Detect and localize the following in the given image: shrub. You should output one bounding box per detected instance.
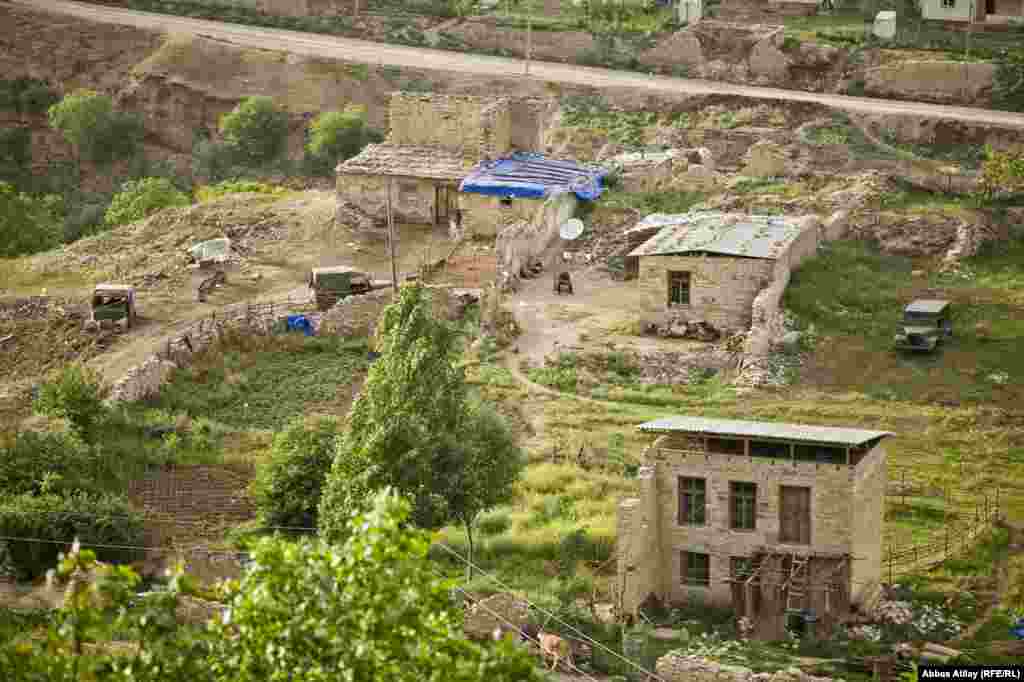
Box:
[0,490,144,580]
[218,96,289,165]
[0,127,32,184]
[0,78,59,116]
[0,430,95,498]
[62,199,110,242]
[253,417,342,529]
[33,364,108,442]
[195,179,289,202]
[305,107,382,176]
[47,90,142,163]
[0,181,62,257]
[104,177,190,227]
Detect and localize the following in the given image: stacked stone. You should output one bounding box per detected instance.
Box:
[656,653,839,682]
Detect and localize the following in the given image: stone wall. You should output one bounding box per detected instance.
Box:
[336,172,446,224]
[492,192,577,279]
[459,192,538,238]
[617,464,662,617]
[107,291,391,403]
[850,446,886,604]
[386,93,510,165]
[656,653,839,682]
[636,255,775,334]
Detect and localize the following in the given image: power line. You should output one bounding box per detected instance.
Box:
[434,541,671,682]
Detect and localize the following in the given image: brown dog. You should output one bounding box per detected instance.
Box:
[537,631,574,672]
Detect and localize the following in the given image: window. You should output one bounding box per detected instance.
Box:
[500,197,513,206]
[730,482,757,531]
[749,440,790,459]
[794,444,846,464]
[678,477,706,526]
[668,271,691,305]
[941,0,955,7]
[779,486,812,544]
[683,551,710,587]
[731,556,757,581]
[707,438,744,455]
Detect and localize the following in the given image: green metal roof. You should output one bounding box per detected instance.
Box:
[627,211,806,259]
[638,416,892,446]
[905,299,950,314]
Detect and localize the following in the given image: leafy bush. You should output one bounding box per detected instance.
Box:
[104,177,190,227]
[994,49,1024,112]
[0,127,32,185]
[61,198,110,243]
[218,96,289,165]
[0,181,62,257]
[195,179,289,202]
[33,363,108,442]
[0,78,59,115]
[252,417,342,529]
[304,106,382,176]
[47,89,142,163]
[0,430,95,498]
[0,490,144,580]
[191,137,243,184]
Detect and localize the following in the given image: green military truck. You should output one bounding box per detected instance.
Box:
[308,266,375,311]
[894,299,953,352]
[88,284,137,330]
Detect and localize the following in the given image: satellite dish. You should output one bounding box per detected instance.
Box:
[559,218,584,241]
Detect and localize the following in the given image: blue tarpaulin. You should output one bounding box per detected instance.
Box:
[459,152,608,201]
[286,315,314,336]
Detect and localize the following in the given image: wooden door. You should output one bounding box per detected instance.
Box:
[435,184,450,225]
[779,486,811,545]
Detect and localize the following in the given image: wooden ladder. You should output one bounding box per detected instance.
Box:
[783,553,810,611]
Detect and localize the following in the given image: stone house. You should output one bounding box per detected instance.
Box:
[336,92,512,226]
[457,152,607,238]
[617,416,891,641]
[626,211,818,334]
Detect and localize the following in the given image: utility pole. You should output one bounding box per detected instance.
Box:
[525,0,533,76]
[386,179,398,300]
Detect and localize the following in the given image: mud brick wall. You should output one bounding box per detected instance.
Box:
[637,254,774,333]
[387,93,510,165]
[850,446,886,603]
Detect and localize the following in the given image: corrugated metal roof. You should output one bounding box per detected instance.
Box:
[627,211,806,260]
[638,416,892,446]
[459,152,608,200]
[905,299,950,314]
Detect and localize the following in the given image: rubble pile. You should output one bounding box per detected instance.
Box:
[463,592,531,641]
[334,199,379,231]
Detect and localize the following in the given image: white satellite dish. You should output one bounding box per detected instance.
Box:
[559,218,584,241]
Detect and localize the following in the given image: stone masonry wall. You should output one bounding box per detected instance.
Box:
[492,192,577,279]
[108,290,390,404]
[459,193,538,238]
[644,437,858,608]
[336,173,442,224]
[850,445,886,604]
[617,463,662,616]
[387,93,510,166]
[637,255,774,334]
[656,653,839,682]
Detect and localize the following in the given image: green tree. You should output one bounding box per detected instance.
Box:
[104,177,190,227]
[318,283,471,541]
[979,144,1024,200]
[0,181,62,257]
[218,96,289,165]
[210,489,544,682]
[994,48,1024,113]
[305,106,382,175]
[438,403,525,579]
[0,127,31,186]
[33,363,108,441]
[47,89,143,163]
[252,416,342,529]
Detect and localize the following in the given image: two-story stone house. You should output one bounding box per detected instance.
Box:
[617,416,890,640]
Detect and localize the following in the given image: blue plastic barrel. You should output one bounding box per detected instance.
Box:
[286,315,314,336]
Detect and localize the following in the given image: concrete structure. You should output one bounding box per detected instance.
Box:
[336,92,512,226]
[920,0,1024,23]
[627,212,818,334]
[617,416,891,641]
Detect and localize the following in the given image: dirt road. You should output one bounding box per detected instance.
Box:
[13,0,1024,129]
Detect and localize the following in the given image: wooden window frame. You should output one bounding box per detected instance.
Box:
[668,271,691,306]
[730,481,757,531]
[678,477,706,526]
[682,551,710,587]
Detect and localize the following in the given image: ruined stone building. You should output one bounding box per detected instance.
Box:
[626,211,818,334]
[336,92,512,225]
[617,416,890,640]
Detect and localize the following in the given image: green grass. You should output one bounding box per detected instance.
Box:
[783,238,1024,406]
[147,333,369,430]
[602,189,707,214]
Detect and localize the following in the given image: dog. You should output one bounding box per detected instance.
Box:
[537,631,574,672]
